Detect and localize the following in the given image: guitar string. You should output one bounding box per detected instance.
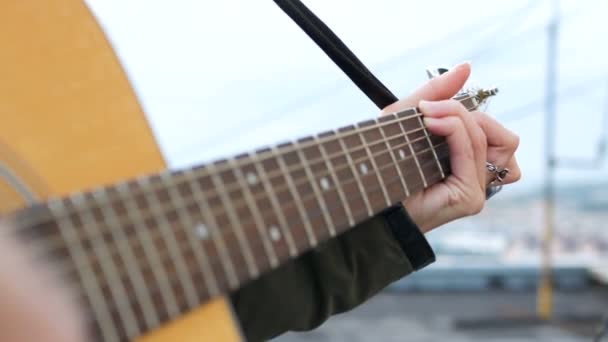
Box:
[32,130,443,256]
[8,108,420,230]
[54,111,428,220]
[22,92,474,228]
[19,122,436,253]
[55,143,450,335]
[45,142,449,302]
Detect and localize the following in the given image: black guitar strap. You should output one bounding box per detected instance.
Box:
[273,0,398,110]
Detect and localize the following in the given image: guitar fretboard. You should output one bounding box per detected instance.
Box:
[8,90,488,341]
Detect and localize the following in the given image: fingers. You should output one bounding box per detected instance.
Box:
[473,112,520,151]
[504,156,522,184]
[473,112,521,185]
[423,116,477,188]
[420,99,487,191]
[381,62,471,114]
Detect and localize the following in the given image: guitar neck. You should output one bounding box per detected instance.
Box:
[8,90,490,340]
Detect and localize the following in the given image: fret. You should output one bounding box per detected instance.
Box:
[137,176,199,312]
[229,158,279,269]
[295,137,336,237]
[359,119,404,206]
[272,146,318,247]
[378,116,410,199]
[431,135,451,173]
[207,163,260,279]
[117,180,180,321]
[322,135,364,226]
[184,169,240,290]
[455,92,479,111]
[404,111,442,187]
[257,149,313,253]
[48,198,120,342]
[72,192,137,339]
[317,131,355,227]
[342,123,390,214]
[92,187,158,332]
[160,172,219,303]
[165,172,220,299]
[397,109,428,188]
[250,157,298,257]
[336,126,373,220]
[415,110,445,179]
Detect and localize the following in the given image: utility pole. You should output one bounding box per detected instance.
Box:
[537,0,559,321]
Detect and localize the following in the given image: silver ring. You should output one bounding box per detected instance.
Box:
[486,162,509,184]
[485,162,509,200]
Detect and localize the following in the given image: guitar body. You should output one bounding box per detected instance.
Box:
[0,1,240,341]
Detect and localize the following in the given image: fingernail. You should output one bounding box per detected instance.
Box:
[418,100,438,112]
[423,116,439,127]
[451,61,471,71]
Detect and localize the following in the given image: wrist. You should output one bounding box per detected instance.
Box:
[383,204,436,271]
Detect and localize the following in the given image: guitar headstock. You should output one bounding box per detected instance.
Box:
[426,66,498,111]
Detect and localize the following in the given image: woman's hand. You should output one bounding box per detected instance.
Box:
[381,62,521,233]
[0,229,85,342]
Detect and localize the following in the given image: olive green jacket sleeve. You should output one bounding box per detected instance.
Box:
[230,211,423,341]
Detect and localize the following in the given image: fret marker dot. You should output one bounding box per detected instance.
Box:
[269,226,281,242]
[319,177,330,190]
[246,172,258,185]
[194,224,209,240]
[359,163,369,175]
[399,149,406,160]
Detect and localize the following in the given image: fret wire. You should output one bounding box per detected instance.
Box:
[158,172,205,305]
[338,135,373,216]
[36,134,441,261]
[92,188,158,332]
[229,159,279,268]
[72,192,139,339]
[399,117,428,188]
[379,122,410,197]
[137,176,199,312]
[48,199,121,342]
[273,146,318,247]
[415,109,445,179]
[51,143,451,308]
[251,158,298,257]
[294,142,336,237]
[207,164,260,278]
[358,127,392,207]
[115,180,181,321]
[183,169,239,290]
[162,172,220,298]
[316,135,355,226]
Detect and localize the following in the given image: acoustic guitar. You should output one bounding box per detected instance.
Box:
[0,1,497,341]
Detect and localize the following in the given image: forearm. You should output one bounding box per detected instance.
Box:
[230,205,433,341]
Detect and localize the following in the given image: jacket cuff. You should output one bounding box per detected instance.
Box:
[381,204,436,271]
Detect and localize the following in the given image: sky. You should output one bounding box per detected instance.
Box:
[85,0,608,197]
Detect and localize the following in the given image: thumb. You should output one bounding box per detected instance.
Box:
[382,62,471,114]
